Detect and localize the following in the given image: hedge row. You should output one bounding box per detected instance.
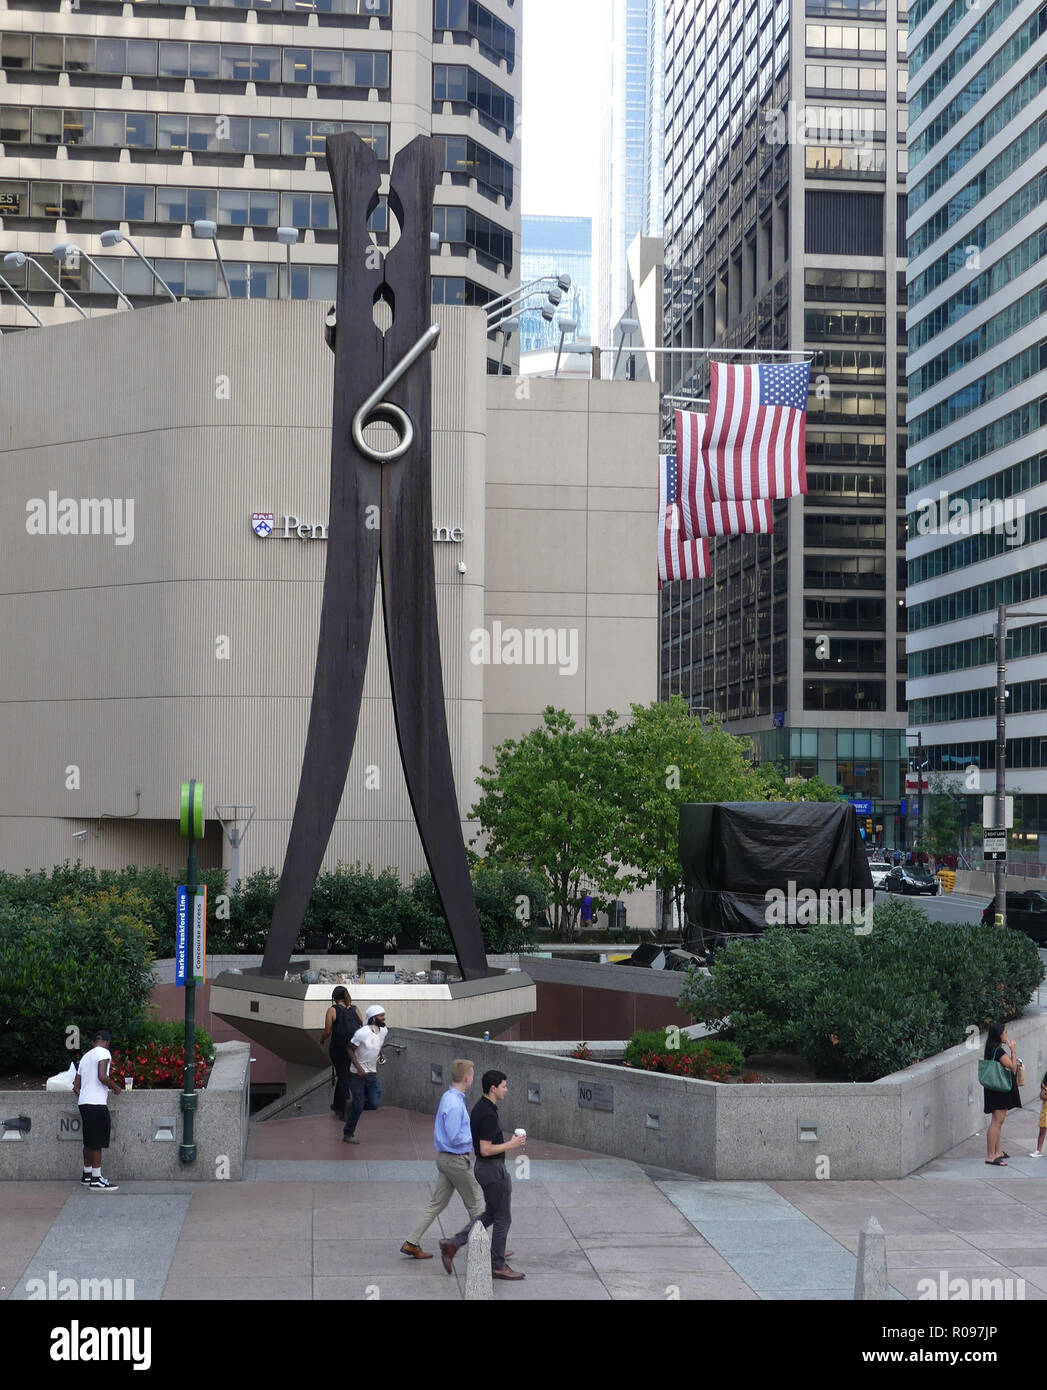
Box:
[0,861,545,957]
[678,898,1045,1081]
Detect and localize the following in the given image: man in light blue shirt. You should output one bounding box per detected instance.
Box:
[400,1058,485,1260]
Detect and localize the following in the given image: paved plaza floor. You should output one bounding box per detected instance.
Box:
[5,1098,1047,1303]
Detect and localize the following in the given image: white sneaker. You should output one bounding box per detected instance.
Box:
[1030,1151,1043,1158]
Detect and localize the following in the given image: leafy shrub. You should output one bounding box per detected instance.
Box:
[623,1029,744,1076]
[0,889,156,1074]
[678,900,1044,1081]
[411,866,543,954]
[124,1013,214,1058]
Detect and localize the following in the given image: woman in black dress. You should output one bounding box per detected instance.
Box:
[983,1020,1021,1165]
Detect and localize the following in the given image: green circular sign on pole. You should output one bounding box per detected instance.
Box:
[180,780,204,841]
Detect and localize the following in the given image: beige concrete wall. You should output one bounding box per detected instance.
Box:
[483,374,659,752]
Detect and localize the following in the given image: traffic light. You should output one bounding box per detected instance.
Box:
[865,818,873,834]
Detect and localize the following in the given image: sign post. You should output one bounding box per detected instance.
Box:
[178,779,204,1164]
[983,829,1007,863]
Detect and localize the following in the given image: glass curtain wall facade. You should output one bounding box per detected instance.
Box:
[519,214,592,351]
[0,0,520,359]
[597,0,665,346]
[905,0,1047,871]
[661,0,909,846]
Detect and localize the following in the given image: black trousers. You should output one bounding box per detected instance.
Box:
[330,1047,352,1117]
[451,1159,512,1266]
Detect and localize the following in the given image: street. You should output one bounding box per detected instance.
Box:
[877,889,985,926]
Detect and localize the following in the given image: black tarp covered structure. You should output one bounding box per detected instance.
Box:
[679,802,873,950]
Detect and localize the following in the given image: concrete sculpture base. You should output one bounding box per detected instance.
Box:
[209,963,536,1093]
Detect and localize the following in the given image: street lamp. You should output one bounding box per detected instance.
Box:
[990,604,1047,925]
[277,226,299,301]
[613,317,639,378]
[553,316,577,377]
[3,251,87,318]
[99,230,177,302]
[192,221,231,298]
[495,314,518,374]
[51,243,133,310]
[0,273,43,326]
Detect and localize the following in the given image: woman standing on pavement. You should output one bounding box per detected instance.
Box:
[983,1021,1021,1165]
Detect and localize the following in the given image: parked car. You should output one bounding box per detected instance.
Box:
[886,865,942,896]
[869,863,892,890]
[981,890,1047,944]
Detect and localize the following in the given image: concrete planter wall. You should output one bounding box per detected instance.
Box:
[381,1012,1047,1180]
[0,1042,250,1182]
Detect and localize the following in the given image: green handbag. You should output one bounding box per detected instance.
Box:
[978,1057,1012,1090]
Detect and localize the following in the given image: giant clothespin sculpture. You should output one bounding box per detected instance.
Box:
[260,133,489,981]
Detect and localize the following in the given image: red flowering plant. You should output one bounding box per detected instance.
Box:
[621,1030,750,1083]
[570,1042,593,1059]
[111,1043,211,1090]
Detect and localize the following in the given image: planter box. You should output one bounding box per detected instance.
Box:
[0,1042,250,1182]
[377,1011,1047,1180]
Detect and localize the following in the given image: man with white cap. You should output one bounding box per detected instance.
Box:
[343,1005,388,1145]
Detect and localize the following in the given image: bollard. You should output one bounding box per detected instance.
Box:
[464,1220,494,1301]
[853,1215,888,1299]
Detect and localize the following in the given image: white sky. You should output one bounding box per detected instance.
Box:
[520,0,609,219]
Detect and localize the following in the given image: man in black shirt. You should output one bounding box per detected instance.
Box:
[440,1069,526,1280]
[322,987,362,1120]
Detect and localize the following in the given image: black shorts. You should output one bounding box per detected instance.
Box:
[78,1104,111,1149]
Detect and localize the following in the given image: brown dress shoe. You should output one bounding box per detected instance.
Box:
[400,1242,433,1260]
[439,1240,456,1274]
[492,1265,525,1280]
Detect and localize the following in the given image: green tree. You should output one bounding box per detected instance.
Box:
[469,706,638,934]
[922,775,961,860]
[612,697,758,933]
[750,764,843,802]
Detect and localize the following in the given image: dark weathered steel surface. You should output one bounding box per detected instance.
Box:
[261,133,489,981]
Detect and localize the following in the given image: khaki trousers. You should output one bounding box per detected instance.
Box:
[406,1151,485,1246]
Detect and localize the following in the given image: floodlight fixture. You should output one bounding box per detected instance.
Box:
[99,231,177,302]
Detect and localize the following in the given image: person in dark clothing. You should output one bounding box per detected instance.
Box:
[323,987,361,1120]
[983,1020,1021,1165]
[440,1070,526,1281]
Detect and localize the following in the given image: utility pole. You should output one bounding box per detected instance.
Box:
[994,604,1007,927]
[916,730,924,858]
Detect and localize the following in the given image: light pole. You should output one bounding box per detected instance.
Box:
[215,804,256,891]
[192,220,231,298]
[3,251,87,318]
[991,604,1047,925]
[51,243,134,309]
[0,273,43,326]
[277,226,299,300]
[495,315,519,374]
[553,316,577,377]
[99,230,177,302]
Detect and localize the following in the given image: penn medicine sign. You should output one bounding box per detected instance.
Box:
[252,513,463,543]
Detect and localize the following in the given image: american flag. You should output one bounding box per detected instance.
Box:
[659,454,710,584]
[700,360,811,501]
[676,411,774,537]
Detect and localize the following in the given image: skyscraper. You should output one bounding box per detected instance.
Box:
[597,0,664,348]
[519,213,591,351]
[904,0,1047,870]
[0,0,520,360]
[660,0,910,844]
